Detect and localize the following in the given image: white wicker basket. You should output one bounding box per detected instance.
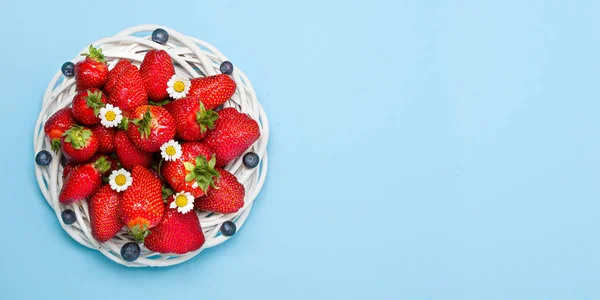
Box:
[32,24,269,267]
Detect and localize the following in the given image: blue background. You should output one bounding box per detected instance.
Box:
[1,0,599,299]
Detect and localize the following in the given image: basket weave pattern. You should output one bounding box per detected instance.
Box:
[33,24,269,267]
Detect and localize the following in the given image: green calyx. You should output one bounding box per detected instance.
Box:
[51,138,61,153]
[93,156,111,174]
[132,108,152,138]
[149,99,171,106]
[85,90,105,116]
[183,154,220,193]
[81,45,106,63]
[118,117,129,131]
[62,125,92,150]
[129,223,150,242]
[162,185,174,202]
[196,102,218,133]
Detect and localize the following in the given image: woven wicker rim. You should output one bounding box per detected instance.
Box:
[32,24,269,267]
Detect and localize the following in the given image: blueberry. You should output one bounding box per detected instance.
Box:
[215,104,224,111]
[61,62,75,77]
[152,28,169,45]
[121,242,141,262]
[219,61,234,75]
[35,150,52,166]
[243,152,260,168]
[221,221,237,236]
[61,209,77,225]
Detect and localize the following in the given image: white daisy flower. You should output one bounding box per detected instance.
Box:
[166,75,191,99]
[99,104,123,128]
[160,140,182,161]
[108,168,133,192]
[170,191,194,214]
[191,181,198,189]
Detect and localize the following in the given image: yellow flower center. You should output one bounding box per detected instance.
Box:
[165,145,177,156]
[115,174,127,186]
[173,81,185,93]
[105,110,116,121]
[175,195,188,207]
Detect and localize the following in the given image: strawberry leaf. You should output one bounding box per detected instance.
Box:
[183,162,195,171]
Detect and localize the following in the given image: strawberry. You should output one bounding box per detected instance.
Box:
[89,184,124,242]
[140,50,175,101]
[144,200,205,254]
[60,125,98,163]
[187,74,236,110]
[161,142,219,198]
[44,107,76,152]
[91,125,116,153]
[59,156,110,204]
[203,108,260,166]
[127,105,176,152]
[75,45,108,91]
[195,168,245,214]
[164,97,218,141]
[104,60,132,95]
[72,88,107,125]
[119,165,165,241]
[114,130,152,171]
[107,63,148,114]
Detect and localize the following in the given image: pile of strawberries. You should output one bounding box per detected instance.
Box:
[43,44,260,257]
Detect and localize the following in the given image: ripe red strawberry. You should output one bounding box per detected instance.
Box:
[203,108,260,166]
[119,165,165,242]
[114,130,152,171]
[187,74,236,110]
[91,125,116,153]
[107,64,147,114]
[89,184,124,242]
[59,156,111,204]
[195,168,245,214]
[75,45,108,91]
[161,142,219,198]
[104,59,132,95]
[72,88,107,125]
[140,50,175,101]
[127,105,176,152]
[60,125,98,163]
[164,97,218,141]
[44,107,76,152]
[144,200,205,254]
